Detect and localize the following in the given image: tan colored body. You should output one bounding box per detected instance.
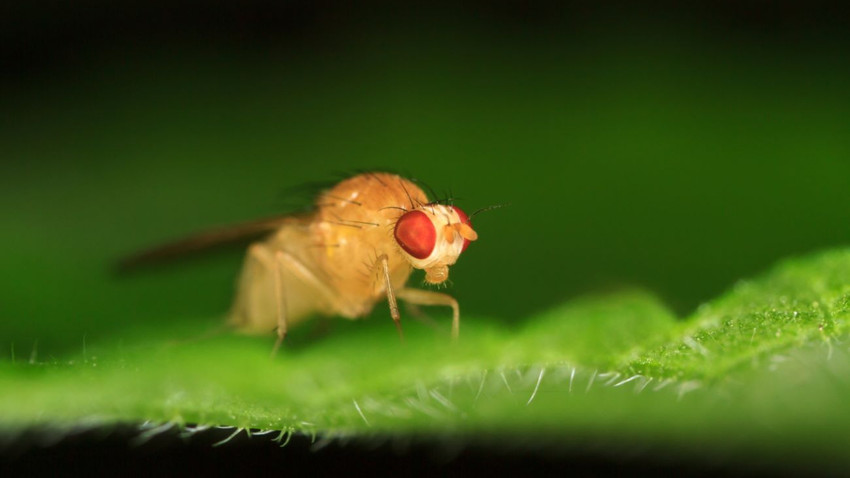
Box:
[229,173,468,348]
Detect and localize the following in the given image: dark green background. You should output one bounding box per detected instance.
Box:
[3,2,850,354]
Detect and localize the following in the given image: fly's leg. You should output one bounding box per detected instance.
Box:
[271,251,288,357]
[271,249,340,357]
[396,288,460,341]
[243,244,290,357]
[378,254,404,342]
[245,243,337,357]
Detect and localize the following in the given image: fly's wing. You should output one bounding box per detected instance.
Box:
[117,177,343,273]
[117,214,307,272]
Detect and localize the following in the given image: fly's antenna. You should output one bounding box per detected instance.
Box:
[470,203,509,220]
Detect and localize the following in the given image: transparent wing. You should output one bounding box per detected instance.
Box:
[117,214,307,271]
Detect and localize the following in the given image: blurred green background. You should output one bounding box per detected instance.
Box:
[2,2,849,352]
[3,3,850,474]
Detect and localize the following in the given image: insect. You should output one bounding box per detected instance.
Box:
[122,172,479,353]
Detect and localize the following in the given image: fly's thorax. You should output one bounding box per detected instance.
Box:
[393,204,478,284]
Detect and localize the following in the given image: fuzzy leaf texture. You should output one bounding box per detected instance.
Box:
[1,248,849,472]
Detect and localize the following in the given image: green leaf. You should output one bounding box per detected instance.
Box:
[2,249,849,471]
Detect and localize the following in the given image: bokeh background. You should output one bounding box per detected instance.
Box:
[3,2,850,356]
[3,1,850,474]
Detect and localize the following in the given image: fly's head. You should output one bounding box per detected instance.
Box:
[393,204,478,284]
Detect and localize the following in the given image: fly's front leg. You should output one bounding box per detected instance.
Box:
[378,254,404,342]
[396,288,460,341]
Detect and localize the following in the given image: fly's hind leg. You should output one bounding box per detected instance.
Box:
[396,288,460,341]
[240,244,290,357]
[236,244,338,356]
[271,249,340,356]
[270,251,288,357]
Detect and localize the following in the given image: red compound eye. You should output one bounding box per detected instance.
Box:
[453,206,472,252]
[394,210,436,259]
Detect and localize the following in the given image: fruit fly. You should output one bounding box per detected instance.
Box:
[122,172,478,353]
